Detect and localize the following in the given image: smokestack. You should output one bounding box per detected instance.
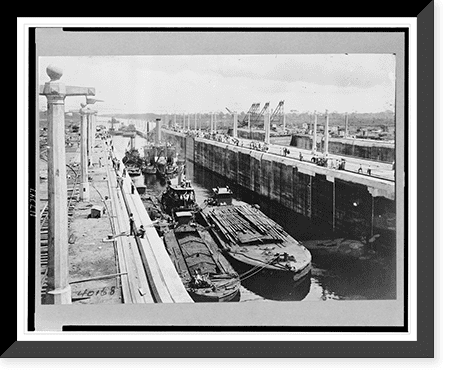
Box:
[177,165,184,185]
[131,135,136,150]
[155,118,161,144]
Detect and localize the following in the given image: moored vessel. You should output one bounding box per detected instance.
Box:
[162,210,241,302]
[160,179,199,218]
[125,165,142,177]
[201,187,312,283]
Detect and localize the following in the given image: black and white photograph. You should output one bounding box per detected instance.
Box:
[38,52,398,304]
[10,10,440,363]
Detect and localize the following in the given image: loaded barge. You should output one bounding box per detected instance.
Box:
[162,211,241,302]
[201,187,312,283]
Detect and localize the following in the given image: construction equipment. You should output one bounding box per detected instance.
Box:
[240,103,260,127]
[270,100,285,126]
[251,102,270,128]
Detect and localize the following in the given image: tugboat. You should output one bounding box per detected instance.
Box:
[160,178,199,218]
[122,148,144,168]
[125,164,142,177]
[161,205,241,302]
[201,187,312,283]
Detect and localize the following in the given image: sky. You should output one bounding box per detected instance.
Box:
[38,54,396,115]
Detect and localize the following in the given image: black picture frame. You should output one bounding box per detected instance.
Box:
[9,6,434,358]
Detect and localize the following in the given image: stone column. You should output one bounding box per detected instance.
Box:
[90,110,96,156]
[79,107,90,201]
[233,112,238,138]
[324,110,329,156]
[86,110,92,166]
[312,111,317,153]
[264,110,271,144]
[41,67,71,304]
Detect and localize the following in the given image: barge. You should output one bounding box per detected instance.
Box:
[201,187,312,283]
[162,210,241,302]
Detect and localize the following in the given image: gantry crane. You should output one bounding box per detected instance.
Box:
[251,102,270,128]
[240,103,260,127]
[270,100,285,126]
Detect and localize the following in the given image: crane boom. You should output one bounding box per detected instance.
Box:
[270,100,285,124]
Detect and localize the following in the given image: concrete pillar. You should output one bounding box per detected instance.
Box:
[79,108,90,201]
[324,110,329,156]
[312,111,317,153]
[282,102,286,133]
[233,112,238,138]
[345,112,349,137]
[214,113,217,133]
[264,110,271,144]
[210,113,214,134]
[40,66,71,304]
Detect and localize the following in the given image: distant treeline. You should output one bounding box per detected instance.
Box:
[39,110,395,130]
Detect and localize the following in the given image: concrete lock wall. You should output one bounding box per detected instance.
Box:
[290,135,395,163]
[233,130,394,162]
[163,130,395,241]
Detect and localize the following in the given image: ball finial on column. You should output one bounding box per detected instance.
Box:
[46,65,63,81]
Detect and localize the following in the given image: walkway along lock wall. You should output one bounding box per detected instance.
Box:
[232,129,395,163]
[163,129,396,243]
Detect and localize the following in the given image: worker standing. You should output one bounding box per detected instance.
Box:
[129,213,135,236]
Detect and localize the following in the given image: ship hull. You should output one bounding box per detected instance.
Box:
[225,246,312,282]
[224,254,312,301]
[163,224,241,303]
[201,203,312,284]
